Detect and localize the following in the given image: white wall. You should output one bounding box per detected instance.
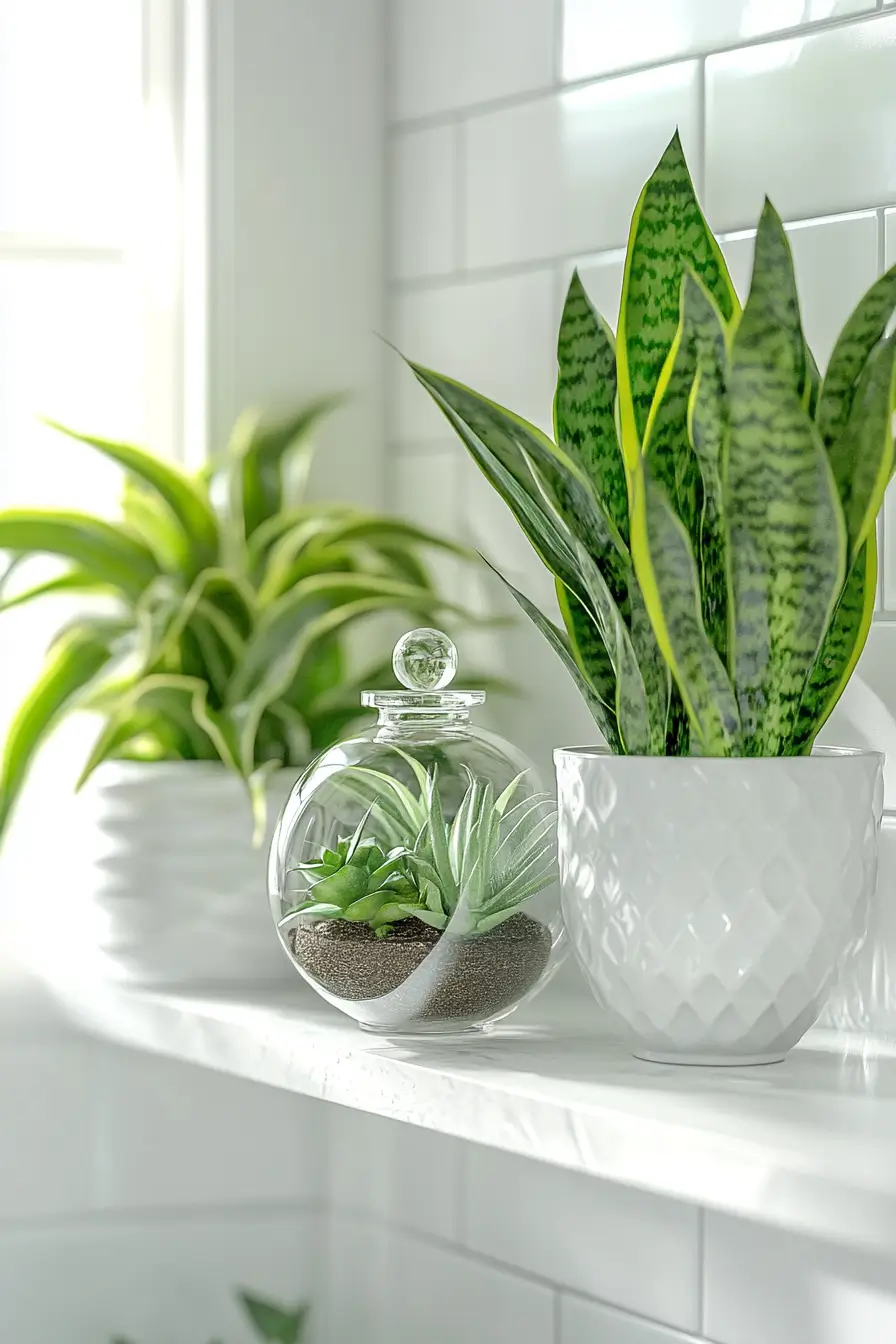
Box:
[0,964,324,1343]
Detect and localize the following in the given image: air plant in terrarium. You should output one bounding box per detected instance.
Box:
[268,629,565,1033]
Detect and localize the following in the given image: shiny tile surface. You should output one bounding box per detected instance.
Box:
[465,63,700,269]
[465,1145,700,1329]
[389,0,555,123]
[705,1212,896,1344]
[706,15,896,230]
[390,125,457,280]
[560,1295,701,1344]
[562,0,873,82]
[389,268,558,442]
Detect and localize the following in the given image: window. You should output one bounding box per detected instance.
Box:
[0,1,180,920]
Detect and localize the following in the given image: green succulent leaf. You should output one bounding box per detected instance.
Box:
[726,204,847,754]
[0,510,158,599]
[617,130,740,465]
[554,270,629,541]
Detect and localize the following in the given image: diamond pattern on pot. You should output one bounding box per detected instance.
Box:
[555,750,883,1062]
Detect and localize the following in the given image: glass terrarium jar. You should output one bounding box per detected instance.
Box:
[269,628,565,1034]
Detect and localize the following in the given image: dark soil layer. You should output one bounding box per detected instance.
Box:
[290,913,551,1020]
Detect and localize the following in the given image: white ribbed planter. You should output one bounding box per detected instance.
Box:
[70,762,300,988]
[555,746,884,1065]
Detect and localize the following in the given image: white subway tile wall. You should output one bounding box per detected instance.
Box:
[381,5,896,1343]
[0,1026,325,1344]
[463,1146,701,1329]
[386,1,896,770]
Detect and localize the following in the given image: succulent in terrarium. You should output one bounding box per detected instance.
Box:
[284,749,557,938]
[269,628,565,1032]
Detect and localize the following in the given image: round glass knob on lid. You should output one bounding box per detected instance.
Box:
[392,627,458,690]
[361,628,484,712]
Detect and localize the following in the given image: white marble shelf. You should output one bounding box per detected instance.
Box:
[53,975,896,1255]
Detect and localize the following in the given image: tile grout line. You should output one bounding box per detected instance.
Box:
[388,200,896,298]
[454,119,467,276]
[551,0,565,87]
[696,56,708,202]
[553,1288,563,1344]
[338,1205,702,1337]
[386,7,888,135]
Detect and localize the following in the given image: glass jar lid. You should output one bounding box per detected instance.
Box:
[360,627,486,713]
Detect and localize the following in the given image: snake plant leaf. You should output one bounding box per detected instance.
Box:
[554,270,629,540]
[408,361,629,593]
[0,510,158,599]
[735,201,808,388]
[643,271,729,662]
[727,210,848,753]
[409,361,670,744]
[484,561,621,750]
[683,273,729,663]
[802,342,821,417]
[0,569,110,614]
[555,582,620,747]
[0,619,121,839]
[630,467,740,754]
[817,261,896,453]
[229,397,343,538]
[616,130,740,465]
[825,332,896,563]
[44,420,219,577]
[794,535,877,750]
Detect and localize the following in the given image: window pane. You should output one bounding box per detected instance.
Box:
[0,1,143,242]
[0,259,144,509]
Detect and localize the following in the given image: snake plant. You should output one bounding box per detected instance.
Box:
[406,132,896,757]
[285,749,557,936]
[0,403,480,840]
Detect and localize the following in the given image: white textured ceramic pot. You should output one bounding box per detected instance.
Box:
[554,746,884,1065]
[68,762,299,987]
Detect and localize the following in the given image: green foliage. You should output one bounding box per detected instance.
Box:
[108,1288,308,1344]
[285,749,556,936]
[0,405,482,841]
[406,132,896,757]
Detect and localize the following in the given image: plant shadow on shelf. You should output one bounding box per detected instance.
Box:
[110,1288,308,1344]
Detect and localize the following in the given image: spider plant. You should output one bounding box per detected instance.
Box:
[0,403,483,840]
[285,748,557,936]
[405,132,896,757]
